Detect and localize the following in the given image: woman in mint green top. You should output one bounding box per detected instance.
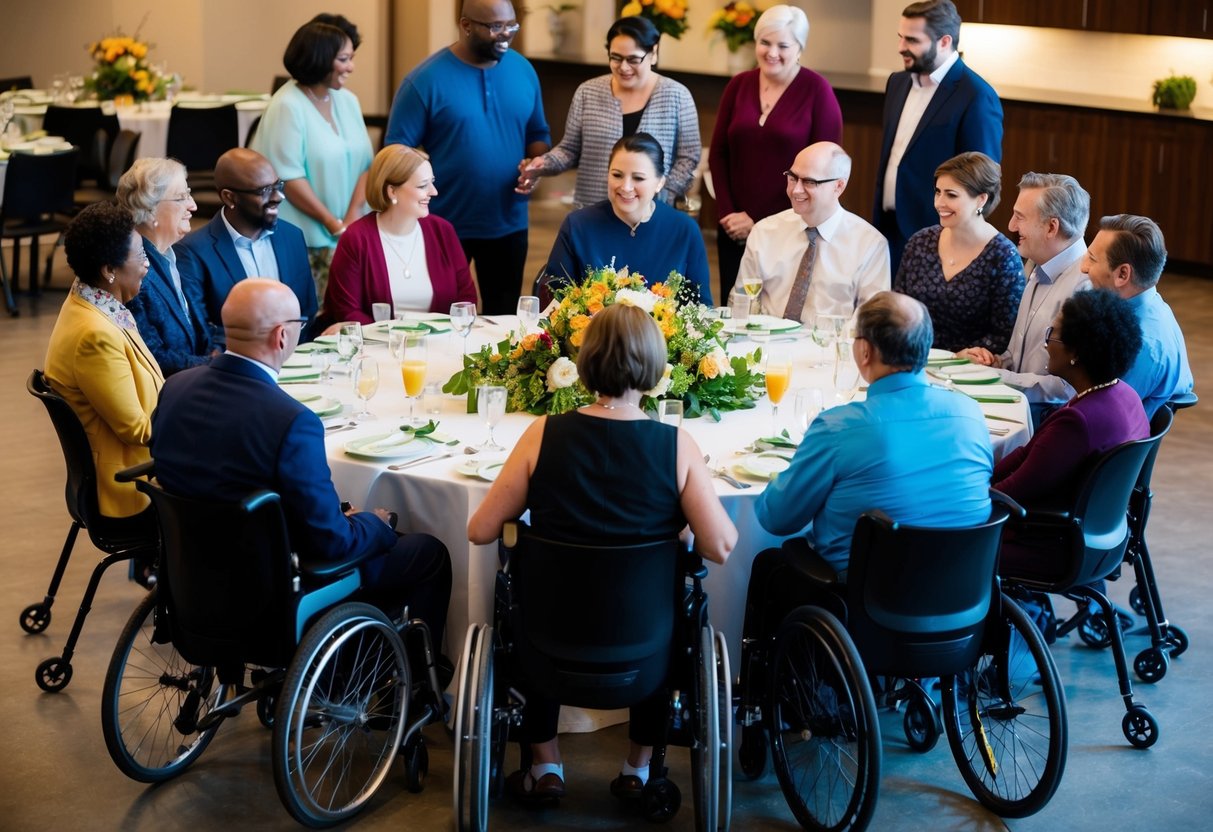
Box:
[251,17,373,301]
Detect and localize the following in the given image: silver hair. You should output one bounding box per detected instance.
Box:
[754,4,810,50]
[1017,172,1091,240]
[116,157,187,226]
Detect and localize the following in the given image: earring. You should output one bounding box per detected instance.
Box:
[106,275,114,284]
[391,198,398,205]
[1070,358,1077,366]
[152,219,159,228]
[975,206,983,216]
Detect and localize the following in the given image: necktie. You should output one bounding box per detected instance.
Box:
[781,227,819,322]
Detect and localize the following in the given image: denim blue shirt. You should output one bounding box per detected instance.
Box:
[1121,286,1194,418]
[756,370,993,570]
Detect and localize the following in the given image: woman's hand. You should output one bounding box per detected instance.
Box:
[324,215,346,238]
[515,156,545,195]
[957,346,997,366]
[720,211,755,241]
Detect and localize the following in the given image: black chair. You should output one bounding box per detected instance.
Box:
[71,129,141,209]
[1000,423,1166,747]
[452,521,730,831]
[100,465,445,827]
[1,148,78,312]
[166,103,239,215]
[41,104,120,186]
[271,74,291,94]
[363,112,388,152]
[742,497,1068,829]
[0,76,34,92]
[22,370,159,692]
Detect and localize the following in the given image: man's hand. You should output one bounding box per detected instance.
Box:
[720,211,755,241]
[957,347,997,366]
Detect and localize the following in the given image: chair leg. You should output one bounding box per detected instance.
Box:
[41,231,66,293]
[1067,584,1138,707]
[53,549,139,668]
[0,246,18,316]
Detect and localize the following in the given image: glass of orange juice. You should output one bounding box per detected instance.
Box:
[764,350,793,434]
[400,334,428,425]
[352,356,379,421]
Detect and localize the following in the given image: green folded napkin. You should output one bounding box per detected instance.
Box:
[756,435,799,450]
[927,358,971,367]
[951,375,1000,385]
[966,392,1022,404]
[278,371,320,384]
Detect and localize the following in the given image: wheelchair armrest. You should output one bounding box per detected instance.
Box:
[680,549,709,580]
[297,549,381,580]
[115,460,155,482]
[990,489,1027,519]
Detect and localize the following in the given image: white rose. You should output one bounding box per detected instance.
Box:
[645,363,674,397]
[615,288,658,313]
[709,347,734,377]
[546,356,579,391]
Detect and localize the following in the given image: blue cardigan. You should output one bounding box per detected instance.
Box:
[126,236,213,376]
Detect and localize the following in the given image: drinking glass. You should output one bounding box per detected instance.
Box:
[336,321,363,368]
[657,399,684,427]
[764,351,793,434]
[833,340,862,403]
[351,356,379,421]
[794,388,825,438]
[400,334,428,426]
[740,274,763,304]
[730,292,751,326]
[372,302,392,323]
[450,301,477,355]
[516,295,540,333]
[309,348,335,385]
[477,385,507,452]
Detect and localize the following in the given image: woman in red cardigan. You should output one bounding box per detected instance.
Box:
[324,144,477,323]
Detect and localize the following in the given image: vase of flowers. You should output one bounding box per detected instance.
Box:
[83,31,167,103]
[444,265,764,419]
[708,2,760,52]
[620,0,689,41]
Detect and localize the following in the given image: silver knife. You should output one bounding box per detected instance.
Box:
[387,450,455,471]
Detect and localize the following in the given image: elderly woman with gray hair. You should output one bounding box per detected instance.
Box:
[117,157,214,375]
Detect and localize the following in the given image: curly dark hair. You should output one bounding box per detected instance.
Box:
[64,201,138,288]
[1058,288,1143,384]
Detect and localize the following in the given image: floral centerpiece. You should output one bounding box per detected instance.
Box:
[707,2,761,52]
[83,30,167,102]
[620,0,689,40]
[444,266,764,420]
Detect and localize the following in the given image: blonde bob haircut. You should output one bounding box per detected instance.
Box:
[116,157,188,226]
[576,302,667,397]
[367,144,430,213]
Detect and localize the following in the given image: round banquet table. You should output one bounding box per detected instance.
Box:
[298,316,1032,730]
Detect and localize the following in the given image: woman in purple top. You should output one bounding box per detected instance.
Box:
[708,4,843,301]
[994,289,1149,579]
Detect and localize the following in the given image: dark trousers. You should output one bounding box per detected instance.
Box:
[460,229,529,315]
[359,532,452,652]
[741,540,846,650]
[716,227,746,304]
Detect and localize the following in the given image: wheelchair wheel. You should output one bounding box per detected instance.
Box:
[101,588,228,782]
[20,601,51,634]
[1077,611,1112,648]
[272,602,408,828]
[453,623,494,832]
[768,606,880,832]
[941,595,1067,818]
[692,626,732,832]
[1164,625,1189,658]
[902,695,941,753]
[1128,585,1147,617]
[1134,647,1168,684]
[736,635,769,781]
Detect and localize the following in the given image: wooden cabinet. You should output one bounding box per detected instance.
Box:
[1149,0,1213,38]
[955,0,1156,35]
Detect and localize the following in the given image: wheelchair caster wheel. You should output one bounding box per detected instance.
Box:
[903,697,941,753]
[1123,705,1158,748]
[20,602,51,634]
[403,739,428,793]
[1134,648,1168,684]
[737,724,767,780]
[36,656,72,692]
[1078,612,1112,649]
[256,694,276,729]
[1128,585,1147,616]
[642,777,681,823]
[1164,625,1189,658]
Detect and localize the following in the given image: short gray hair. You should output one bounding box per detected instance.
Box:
[116,157,187,226]
[755,4,809,50]
[1017,172,1090,240]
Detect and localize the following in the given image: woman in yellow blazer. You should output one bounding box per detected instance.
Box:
[44,202,164,530]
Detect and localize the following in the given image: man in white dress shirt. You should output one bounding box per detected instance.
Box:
[737,142,890,322]
[958,172,1091,426]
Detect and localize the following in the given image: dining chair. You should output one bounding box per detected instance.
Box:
[41,105,119,186]
[166,103,238,216]
[1,147,79,314]
[271,74,290,94]
[71,129,141,208]
[0,75,34,92]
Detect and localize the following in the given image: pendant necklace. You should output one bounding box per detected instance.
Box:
[595,398,641,411]
[382,225,421,279]
[1073,379,1118,401]
[627,202,656,237]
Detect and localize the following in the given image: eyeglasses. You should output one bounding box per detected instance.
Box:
[464,17,520,37]
[279,317,308,328]
[607,51,651,67]
[164,190,193,202]
[1043,325,1063,345]
[784,171,841,189]
[227,179,286,199]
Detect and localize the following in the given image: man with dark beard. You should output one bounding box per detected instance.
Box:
[873,0,1003,272]
[176,147,318,343]
[385,0,550,315]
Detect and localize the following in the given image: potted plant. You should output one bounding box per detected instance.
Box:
[1151,72,1197,112]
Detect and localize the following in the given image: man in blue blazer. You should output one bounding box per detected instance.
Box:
[175,148,319,344]
[874,0,1003,272]
[150,279,451,646]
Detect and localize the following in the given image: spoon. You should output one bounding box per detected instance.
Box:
[463,445,480,455]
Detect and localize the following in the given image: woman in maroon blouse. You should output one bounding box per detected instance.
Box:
[708,4,843,301]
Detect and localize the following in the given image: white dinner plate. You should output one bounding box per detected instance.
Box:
[939,365,1001,384]
[455,457,506,482]
[734,453,792,480]
[344,431,426,460]
[290,394,341,417]
[726,315,802,334]
[278,369,321,383]
[927,348,956,361]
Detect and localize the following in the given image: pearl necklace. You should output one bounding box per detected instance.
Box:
[381,224,422,280]
[595,398,641,411]
[1073,378,1119,401]
[303,85,331,104]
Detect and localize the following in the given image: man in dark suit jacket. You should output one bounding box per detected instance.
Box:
[175,148,319,344]
[150,279,451,646]
[874,0,1003,272]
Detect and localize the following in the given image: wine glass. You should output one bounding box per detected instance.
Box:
[794,388,825,438]
[336,321,363,369]
[833,340,862,403]
[477,385,507,452]
[351,356,379,421]
[400,334,428,426]
[450,301,477,355]
[516,295,540,333]
[740,274,763,308]
[764,351,793,434]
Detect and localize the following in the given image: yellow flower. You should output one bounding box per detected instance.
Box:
[589,280,610,297]
[521,333,541,352]
[621,0,642,14]
[490,353,503,363]
[586,299,604,315]
[699,355,720,379]
[650,282,672,298]
[570,329,585,348]
[130,42,148,59]
[570,314,592,331]
[509,346,524,360]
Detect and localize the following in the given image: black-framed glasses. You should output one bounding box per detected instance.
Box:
[784,171,841,189]
[1044,325,1063,345]
[465,17,520,37]
[227,179,286,199]
[607,50,651,67]
[279,317,308,328]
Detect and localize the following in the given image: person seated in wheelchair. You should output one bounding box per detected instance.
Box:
[149,278,452,649]
[468,302,737,804]
[993,288,1147,584]
[742,291,992,647]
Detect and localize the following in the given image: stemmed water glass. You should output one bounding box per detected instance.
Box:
[477,385,507,452]
[794,388,825,438]
[400,334,428,426]
[336,321,363,370]
[309,348,335,385]
[764,350,793,434]
[833,340,861,403]
[516,295,540,333]
[352,356,379,421]
[450,301,477,355]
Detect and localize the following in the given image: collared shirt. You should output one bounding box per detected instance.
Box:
[220,210,280,282]
[736,206,891,321]
[882,50,960,211]
[71,278,137,330]
[756,370,993,570]
[161,245,190,314]
[1122,286,1195,418]
[995,237,1090,405]
[224,350,278,382]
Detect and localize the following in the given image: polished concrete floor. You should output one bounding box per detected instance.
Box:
[1,192,1210,830]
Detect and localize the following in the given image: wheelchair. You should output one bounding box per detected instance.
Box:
[100,464,446,828]
[452,521,732,831]
[736,497,1068,830]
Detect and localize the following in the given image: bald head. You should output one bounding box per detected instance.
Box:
[786,142,851,226]
[854,291,934,375]
[222,279,302,369]
[216,148,282,238]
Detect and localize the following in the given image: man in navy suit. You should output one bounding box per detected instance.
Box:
[175,148,319,344]
[150,279,451,646]
[874,0,1003,272]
